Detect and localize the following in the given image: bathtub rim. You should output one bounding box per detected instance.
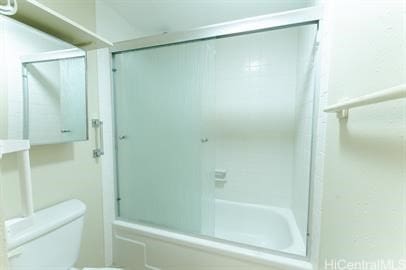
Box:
[113,219,313,270]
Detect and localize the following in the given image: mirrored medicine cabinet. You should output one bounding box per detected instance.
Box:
[1,15,88,145]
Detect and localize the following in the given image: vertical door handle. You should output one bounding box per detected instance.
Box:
[92,119,104,158]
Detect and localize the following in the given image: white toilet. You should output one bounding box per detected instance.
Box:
[5,199,120,270]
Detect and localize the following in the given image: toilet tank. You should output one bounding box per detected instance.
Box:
[6,199,86,270]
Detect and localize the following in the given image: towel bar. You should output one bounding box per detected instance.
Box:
[324,84,406,118]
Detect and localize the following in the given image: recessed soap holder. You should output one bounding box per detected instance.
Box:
[215,169,227,183]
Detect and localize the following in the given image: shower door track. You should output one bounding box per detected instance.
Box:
[109,5,324,267]
[111,6,323,53]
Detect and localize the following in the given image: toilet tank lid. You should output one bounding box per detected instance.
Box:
[6,199,86,250]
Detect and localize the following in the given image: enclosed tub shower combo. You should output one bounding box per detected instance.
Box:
[110,7,323,266]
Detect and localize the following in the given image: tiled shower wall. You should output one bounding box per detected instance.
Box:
[213,24,319,240]
[213,28,299,208]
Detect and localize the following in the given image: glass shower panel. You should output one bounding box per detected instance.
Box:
[114,41,216,234]
[114,23,317,256]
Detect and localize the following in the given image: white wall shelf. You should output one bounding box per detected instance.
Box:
[324,84,406,118]
[0,140,34,218]
[0,140,30,159]
[10,0,113,51]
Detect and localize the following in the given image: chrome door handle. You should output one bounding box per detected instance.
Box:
[119,135,127,140]
[60,129,71,133]
[92,119,104,158]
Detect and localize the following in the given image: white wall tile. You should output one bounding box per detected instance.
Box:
[213,28,300,208]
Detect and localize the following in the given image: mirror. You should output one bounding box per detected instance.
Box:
[0,16,88,145]
[22,50,87,145]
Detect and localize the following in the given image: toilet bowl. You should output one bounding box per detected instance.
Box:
[5,199,107,270]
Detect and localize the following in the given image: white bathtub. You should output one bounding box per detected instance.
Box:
[112,200,309,270]
[214,199,306,256]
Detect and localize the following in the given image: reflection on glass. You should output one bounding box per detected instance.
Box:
[23,53,87,145]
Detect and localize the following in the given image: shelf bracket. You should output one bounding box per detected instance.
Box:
[336,108,349,119]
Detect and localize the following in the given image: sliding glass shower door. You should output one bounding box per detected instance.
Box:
[114,23,318,256]
[114,41,216,234]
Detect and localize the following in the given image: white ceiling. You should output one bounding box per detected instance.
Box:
[101,0,315,37]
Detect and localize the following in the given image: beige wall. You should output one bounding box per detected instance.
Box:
[319,0,406,267]
[0,0,105,268]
